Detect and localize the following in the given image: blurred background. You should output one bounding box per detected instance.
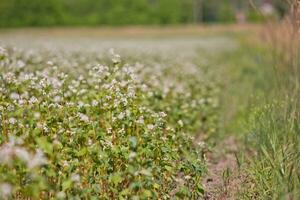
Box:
[0,0,289,27]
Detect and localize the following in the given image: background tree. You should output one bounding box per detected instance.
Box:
[0,0,289,27]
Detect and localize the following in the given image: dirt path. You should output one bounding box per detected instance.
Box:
[202,137,243,200]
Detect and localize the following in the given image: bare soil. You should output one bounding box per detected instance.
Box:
[202,137,243,200]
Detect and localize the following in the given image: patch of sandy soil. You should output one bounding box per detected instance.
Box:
[202,137,244,200]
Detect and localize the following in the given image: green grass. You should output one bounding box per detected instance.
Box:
[242,99,300,199]
[214,36,300,199]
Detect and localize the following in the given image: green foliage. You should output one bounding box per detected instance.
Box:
[0,44,219,198]
[0,0,196,27]
[201,0,238,23]
[0,0,64,26]
[0,0,287,27]
[247,9,265,23]
[218,4,236,23]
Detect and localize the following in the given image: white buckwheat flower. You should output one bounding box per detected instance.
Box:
[28,149,47,169]
[71,174,81,182]
[117,112,125,120]
[10,92,20,100]
[29,96,38,104]
[0,183,12,198]
[137,116,144,124]
[78,113,89,123]
[109,48,121,64]
[147,124,155,130]
[92,100,98,106]
[8,118,17,125]
[178,120,184,127]
[159,112,167,118]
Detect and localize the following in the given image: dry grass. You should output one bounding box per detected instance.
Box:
[261,0,300,90]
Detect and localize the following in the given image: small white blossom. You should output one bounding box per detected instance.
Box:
[15,148,31,163]
[56,191,66,199]
[63,160,69,167]
[159,112,167,118]
[16,60,25,68]
[28,149,47,169]
[92,100,98,106]
[47,61,54,66]
[137,116,144,124]
[78,101,84,108]
[34,112,41,119]
[0,46,8,57]
[8,118,17,125]
[147,124,155,130]
[71,174,81,182]
[78,113,89,123]
[109,48,121,64]
[0,183,12,198]
[53,96,61,103]
[117,112,125,120]
[178,120,184,127]
[129,152,137,160]
[10,92,20,100]
[29,96,38,104]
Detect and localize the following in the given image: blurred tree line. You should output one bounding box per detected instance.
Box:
[0,0,289,27]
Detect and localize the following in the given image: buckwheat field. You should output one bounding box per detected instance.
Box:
[0,33,236,199]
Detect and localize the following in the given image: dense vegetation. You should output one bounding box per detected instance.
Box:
[1,0,299,199]
[0,0,287,27]
[1,25,300,200]
[0,39,221,198]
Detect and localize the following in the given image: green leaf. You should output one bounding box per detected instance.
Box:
[130,181,141,190]
[109,174,123,185]
[77,147,87,157]
[62,179,72,191]
[36,137,53,155]
[197,183,205,195]
[176,186,190,198]
[142,189,152,198]
[164,165,172,172]
[153,183,160,189]
[129,136,137,149]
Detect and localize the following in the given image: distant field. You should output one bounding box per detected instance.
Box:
[0,25,244,63]
[0,24,261,38]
